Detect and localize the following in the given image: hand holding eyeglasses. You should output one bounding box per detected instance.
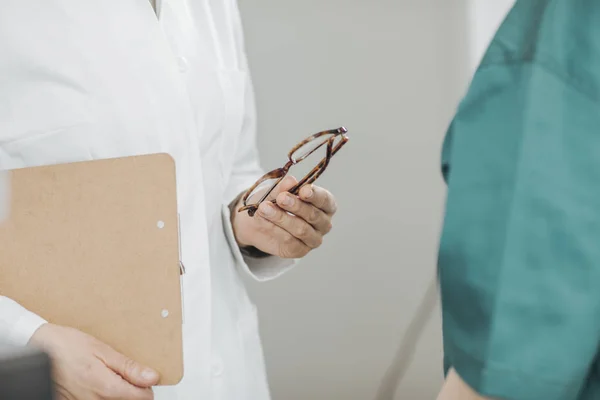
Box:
[232,176,337,258]
[231,127,348,259]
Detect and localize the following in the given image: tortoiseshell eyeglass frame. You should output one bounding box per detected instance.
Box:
[238,126,349,216]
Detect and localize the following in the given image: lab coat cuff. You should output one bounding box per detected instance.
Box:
[221,204,297,282]
[8,309,47,347]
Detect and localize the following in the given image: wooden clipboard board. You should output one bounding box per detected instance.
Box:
[0,153,183,385]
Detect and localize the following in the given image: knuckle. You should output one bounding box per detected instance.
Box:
[142,389,155,400]
[325,221,333,233]
[330,201,338,214]
[289,199,301,213]
[296,223,309,239]
[267,234,279,248]
[314,235,324,248]
[283,234,296,247]
[297,245,310,258]
[278,236,298,258]
[308,208,321,224]
[124,357,138,374]
[273,209,286,224]
[317,190,329,206]
[278,243,293,259]
[321,190,336,211]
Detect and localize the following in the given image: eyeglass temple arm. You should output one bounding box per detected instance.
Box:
[288,140,335,195]
[296,135,348,190]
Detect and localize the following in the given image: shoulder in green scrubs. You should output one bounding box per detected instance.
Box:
[439,1,600,399]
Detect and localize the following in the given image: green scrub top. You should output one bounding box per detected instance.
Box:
[439,1,600,399]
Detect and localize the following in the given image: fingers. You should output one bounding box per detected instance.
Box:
[267,175,298,200]
[275,192,332,234]
[249,213,312,258]
[131,388,155,400]
[268,223,311,259]
[299,185,337,215]
[99,371,154,400]
[96,342,160,388]
[119,386,154,400]
[258,201,323,249]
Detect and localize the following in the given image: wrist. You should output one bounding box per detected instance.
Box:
[234,223,270,257]
[228,194,272,258]
[239,245,271,259]
[28,323,53,348]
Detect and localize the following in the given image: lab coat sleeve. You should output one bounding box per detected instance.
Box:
[439,60,600,400]
[220,1,296,281]
[0,296,47,346]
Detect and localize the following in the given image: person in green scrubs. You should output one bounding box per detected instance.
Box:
[437,0,600,399]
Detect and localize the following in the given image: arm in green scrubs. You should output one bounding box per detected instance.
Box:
[439,1,600,399]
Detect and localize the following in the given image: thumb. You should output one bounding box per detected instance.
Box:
[100,345,160,387]
[270,175,298,198]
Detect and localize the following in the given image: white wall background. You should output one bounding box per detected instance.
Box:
[466,0,515,71]
[240,1,513,399]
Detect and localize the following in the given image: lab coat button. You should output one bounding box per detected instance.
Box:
[177,56,189,73]
[211,359,224,377]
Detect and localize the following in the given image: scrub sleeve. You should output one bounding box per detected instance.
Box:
[438,0,600,398]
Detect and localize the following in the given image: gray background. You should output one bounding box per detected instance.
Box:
[240,1,472,399]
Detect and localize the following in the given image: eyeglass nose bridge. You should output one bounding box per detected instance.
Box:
[282,159,295,171]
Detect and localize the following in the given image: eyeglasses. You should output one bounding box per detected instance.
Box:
[238,126,349,216]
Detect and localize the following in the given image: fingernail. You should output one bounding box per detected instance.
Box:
[303,186,314,198]
[142,368,158,381]
[281,194,294,207]
[260,203,276,217]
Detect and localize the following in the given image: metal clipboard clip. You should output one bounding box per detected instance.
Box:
[178,214,185,275]
[178,213,185,324]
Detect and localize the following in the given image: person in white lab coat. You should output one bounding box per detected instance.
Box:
[0,2,339,399]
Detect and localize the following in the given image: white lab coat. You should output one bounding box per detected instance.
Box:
[0,1,294,399]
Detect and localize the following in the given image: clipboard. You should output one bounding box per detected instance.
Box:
[0,153,183,385]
